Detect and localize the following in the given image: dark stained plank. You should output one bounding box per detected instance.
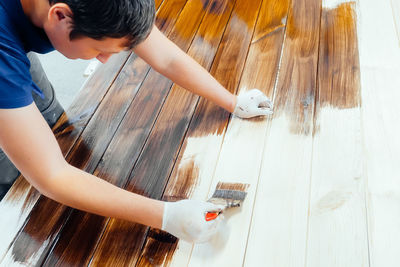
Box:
[0,1,183,265]
[0,50,131,260]
[89,0,239,266]
[136,0,272,264]
[243,0,321,265]
[306,2,368,265]
[41,0,214,265]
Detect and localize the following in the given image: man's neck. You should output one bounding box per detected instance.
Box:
[20,0,49,28]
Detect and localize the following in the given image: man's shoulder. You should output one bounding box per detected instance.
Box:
[0,3,23,50]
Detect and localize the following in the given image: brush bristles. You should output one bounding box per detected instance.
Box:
[211,189,247,201]
[207,182,250,208]
[215,182,250,192]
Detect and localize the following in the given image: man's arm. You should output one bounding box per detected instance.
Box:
[133,26,273,118]
[133,26,237,113]
[0,104,163,227]
[0,104,222,242]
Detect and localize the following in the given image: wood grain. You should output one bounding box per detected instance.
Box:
[306,2,369,266]
[243,0,320,265]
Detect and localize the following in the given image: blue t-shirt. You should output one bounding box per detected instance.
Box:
[0,0,54,108]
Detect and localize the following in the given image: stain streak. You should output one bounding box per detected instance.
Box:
[252,24,285,44]
[318,3,360,109]
[137,229,178,266]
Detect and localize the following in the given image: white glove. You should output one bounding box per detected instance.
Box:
[162,199,224,243]
[233,88,273,118]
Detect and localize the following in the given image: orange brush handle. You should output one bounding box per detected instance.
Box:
[205,212,219,221]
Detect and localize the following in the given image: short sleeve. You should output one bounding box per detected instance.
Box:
[0,39,35,109]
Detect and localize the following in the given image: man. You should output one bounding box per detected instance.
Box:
[0,0,273,243]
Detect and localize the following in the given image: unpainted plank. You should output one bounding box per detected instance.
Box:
[358,0,400,266]
[0,1,182,265]
[306,2,369,266]
[0,51,130,262]
[89,0,232,265]
[243,0,321,266]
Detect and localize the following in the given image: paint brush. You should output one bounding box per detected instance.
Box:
[205,182,250,221]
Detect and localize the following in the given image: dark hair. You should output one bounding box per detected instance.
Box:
[49,0,155,48]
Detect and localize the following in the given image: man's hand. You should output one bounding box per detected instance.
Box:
[233,89,273,118]
[162,199,224,243]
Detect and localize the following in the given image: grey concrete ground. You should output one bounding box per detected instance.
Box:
[37,51,96,109]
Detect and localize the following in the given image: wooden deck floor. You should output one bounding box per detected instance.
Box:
[1,0,400,266]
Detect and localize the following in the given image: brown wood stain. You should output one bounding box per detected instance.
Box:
[273,0,321,136]
[137,229,178,266]
[318,2,360,109]
[313,2,360,136]
[54,51,131,154]
[239,0,290,98]
[164,157,199,202]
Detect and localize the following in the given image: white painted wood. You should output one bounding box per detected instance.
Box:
[361,69,400,267]
[188,113,271,267]
[306,107,368,267]
[358,0,400,266]
[166,134,226,266]
[243,114,312,267]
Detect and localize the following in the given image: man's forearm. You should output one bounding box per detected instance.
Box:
[160,50,237,113]
[41,164,164,229]
[134,26,237,113]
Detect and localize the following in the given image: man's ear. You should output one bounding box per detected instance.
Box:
[47,3,73,28]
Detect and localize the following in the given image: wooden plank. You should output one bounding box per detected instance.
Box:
[0,1,183,265]
[391,0,400,45]
[358,0,400,266]
[138,0,290,265]
[89,0,237,265]
[243,0,321,266]
[0,50,130,261]
[306,2,369,266]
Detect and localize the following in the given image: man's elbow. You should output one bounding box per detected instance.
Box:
[25,160,71,201]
